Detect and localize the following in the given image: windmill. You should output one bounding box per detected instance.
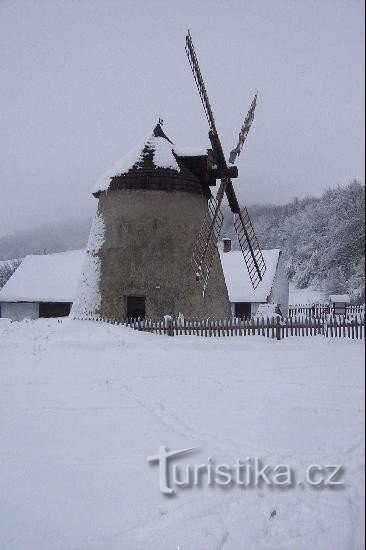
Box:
[185,31,266,294]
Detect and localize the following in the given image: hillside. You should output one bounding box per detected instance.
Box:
[0,219,91,262]
[0,182,364,301]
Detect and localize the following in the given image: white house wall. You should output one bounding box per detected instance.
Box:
[1,302,39,321]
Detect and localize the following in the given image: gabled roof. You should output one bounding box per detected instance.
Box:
[220,249,281,303]
[0,250,85,303]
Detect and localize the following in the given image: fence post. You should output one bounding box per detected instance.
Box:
[276,316,281,340]
[271,317,275,339]
[167,317,174,337]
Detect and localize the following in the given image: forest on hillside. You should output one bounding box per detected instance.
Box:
[0,182,364,302]
[222,180,365,302]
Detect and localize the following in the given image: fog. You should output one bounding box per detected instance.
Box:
[0,0,364,236]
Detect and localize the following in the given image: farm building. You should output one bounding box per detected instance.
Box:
[0,245,288,321]
[219,240,289,318]
[0,250,85,321]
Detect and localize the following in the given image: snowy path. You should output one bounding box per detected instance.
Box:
[0,319,364,549]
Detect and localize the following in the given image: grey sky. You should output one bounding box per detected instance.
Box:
[0,0,364,237]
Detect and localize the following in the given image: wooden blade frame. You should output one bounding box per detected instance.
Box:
[185,30,266,292]
[191,193,225,295]
[234,207,266,289]
[185,31,218,134]
[186,30,229,292]
[229,93,258,165]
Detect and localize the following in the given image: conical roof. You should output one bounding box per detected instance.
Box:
[93,124,181,195]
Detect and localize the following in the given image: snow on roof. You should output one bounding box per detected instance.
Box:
[0,250,85,303]
[220,249,281,303]
[1,246,281,306]
[329,294,351,303]
[93,129,180,194]
[173,146,208,157]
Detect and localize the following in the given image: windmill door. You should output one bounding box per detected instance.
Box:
[126,296,146,320]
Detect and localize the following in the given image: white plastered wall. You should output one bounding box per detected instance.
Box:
[0,302,39,321]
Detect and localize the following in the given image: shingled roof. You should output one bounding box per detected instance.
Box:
[93,123,211,197]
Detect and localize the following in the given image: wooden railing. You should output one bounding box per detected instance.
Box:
[75,314,365,340]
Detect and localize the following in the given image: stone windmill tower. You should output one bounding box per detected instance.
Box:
[72,122,231,321]
[73,31,266,323]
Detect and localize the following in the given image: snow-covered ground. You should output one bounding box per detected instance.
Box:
[289,282,325,305]
[0,318,364,550]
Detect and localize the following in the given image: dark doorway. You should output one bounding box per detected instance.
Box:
[39,302,72,318]
[234,302,251,320]
[126,296,146,320]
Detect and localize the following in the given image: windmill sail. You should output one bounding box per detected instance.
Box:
[185,30,266,293]
[191,196,224,293]
[234,207,266,289]
[185,30,229,293]
[229,93,258,165]
[185,31,217,133]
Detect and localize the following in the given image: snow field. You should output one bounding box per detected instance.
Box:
[0,318,364,549]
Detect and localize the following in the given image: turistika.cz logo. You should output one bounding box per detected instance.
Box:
[147,446,344,495]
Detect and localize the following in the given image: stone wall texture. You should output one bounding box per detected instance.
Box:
[97,188,231,321]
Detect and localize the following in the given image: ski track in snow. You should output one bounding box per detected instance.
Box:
[0,318,364,550]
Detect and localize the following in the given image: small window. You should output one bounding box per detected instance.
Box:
[234,302,251,320]
[126,296,146,320]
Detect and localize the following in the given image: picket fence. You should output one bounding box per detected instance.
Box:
[76,315,365,340]
[289,303,365,317]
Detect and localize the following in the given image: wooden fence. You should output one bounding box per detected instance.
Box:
[76,315,365,340]
[289,303,365,317]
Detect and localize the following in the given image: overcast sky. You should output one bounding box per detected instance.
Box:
[0,0,364,237]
